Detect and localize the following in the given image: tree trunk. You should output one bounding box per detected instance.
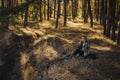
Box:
[55,0,60,28]
[71,0,75,20]
[83,0,88,23]
[106,0,112,37]
[88,0,93,27]
[1,0,4,7]
[103,0,107,35]
[82,0,84,17]
[1,0,5,28]
[74,0,78,18]
[50,1,52,18]
[100,0,104,25]
[44,0,46,20]
[34,9,38,21]
[96,0,100,21]
[117,1,120,44]
[111,0,117,41]
[117,26,120,44]
[71,0,78,20]
[40,0,42,22]
[94,0,97,19]
[54,0,56,18]
[47,0,50,20]
[64,0,67,26]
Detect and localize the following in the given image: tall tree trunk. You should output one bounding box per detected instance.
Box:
[40,0,42,22]
[55,0,60,28]
[71,0,74,20]
[96,0,100,21]
[117,25,120,44]
[82,0,84,17]
[83,0,88,23]
[74,0,78,18]
[103,0,107,35]
[50,1,52,18]
[94,0,97,19]
[100,0,104,25]
[71,0,78,20]
[117,1,120,44]
[111,0,117,41]
[1,0,5,28]
[64,0,67,26]
[34,9,38,21]
[1,0,4,7]
[47,0,50,20]
[54,0,56,18]
[67,0,70,17]
[106,0,112,37]
[88,0,93,27]
[44,0,46,20]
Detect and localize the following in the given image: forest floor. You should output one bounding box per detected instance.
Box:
[0,19,120,80]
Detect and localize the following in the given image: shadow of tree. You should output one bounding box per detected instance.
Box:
[0,34,23,80]
[35,27,120,80]
[1,24,120,80]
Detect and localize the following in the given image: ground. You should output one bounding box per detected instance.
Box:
[0,19,120,80]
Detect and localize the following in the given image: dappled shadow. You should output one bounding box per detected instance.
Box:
[20,25,120,80]
[1,19,120,80]
[0,33,23,80]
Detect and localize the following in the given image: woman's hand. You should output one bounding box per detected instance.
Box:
[79,39,83,44]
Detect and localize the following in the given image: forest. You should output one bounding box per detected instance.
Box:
[0,0,120,80]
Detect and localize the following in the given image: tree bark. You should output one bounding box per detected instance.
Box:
[111,0,117,41]
[49,1,52,18]
[40,0,42,22]
[106,0,114,38]
[44,0,46,20]
[64,0,67,26]
[55,0,60,28]
[47,0,50,20]
[117,26,120,44]
[103,0,107,35]
[100,0,104,25]
[96,0,100,21]
[88,0,93,27]
[94,0,97,19]
[83,0,88,23]
[1,0,4,8]
[54,0,56,18]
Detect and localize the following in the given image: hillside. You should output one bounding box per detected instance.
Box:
[0,20,120,80]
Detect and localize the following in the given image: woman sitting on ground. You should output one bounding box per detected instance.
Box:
[73,36,90,57]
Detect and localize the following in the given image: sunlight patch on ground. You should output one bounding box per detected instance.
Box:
[43,45,58,60]
[38,21,51,27]
[20,52,29,66]
[91,45,111,51]
[33,34,56,46]
[22,65,35,80]
[59,37,73,44]
[67,21,83,28]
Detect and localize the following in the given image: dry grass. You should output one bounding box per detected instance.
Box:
[1,19,120,80]
[17,19,120,80]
